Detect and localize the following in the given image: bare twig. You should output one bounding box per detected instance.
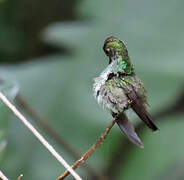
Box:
[17,174,23,180]
[104,88,184,179]
[15,94,80,159]
[15,94,107,180]
[0,92,82,180]
[0,170,9,180]
[57,119,116,180]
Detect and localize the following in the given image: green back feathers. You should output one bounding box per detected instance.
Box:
[103,36,127,53]
[107,41,125,51]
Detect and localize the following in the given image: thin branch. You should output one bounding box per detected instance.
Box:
[15,94,80,159]
[17,174,23,180]
[0,92,82,180]
[0,170,9,180]
[103,88,184,179]
[57,119,116,180]
[15,94,107,180]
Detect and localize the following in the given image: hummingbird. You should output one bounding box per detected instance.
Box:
[93,36,158,147]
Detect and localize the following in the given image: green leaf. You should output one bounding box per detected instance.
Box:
[119,115,184,180]
[3,0,184,179]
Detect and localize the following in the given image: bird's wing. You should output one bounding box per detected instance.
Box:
[127,85,158,131]
[116,112,144,147]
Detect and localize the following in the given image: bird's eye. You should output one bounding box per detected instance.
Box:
[105,48,110,55]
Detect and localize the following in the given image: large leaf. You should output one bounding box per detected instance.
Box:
[2,0,184,179]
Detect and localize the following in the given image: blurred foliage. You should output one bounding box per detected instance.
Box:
[0,78,19,162]
[0,0,184,180]
[0,0,78,62]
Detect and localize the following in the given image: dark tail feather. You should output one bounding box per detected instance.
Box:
[127,89,158,131]
[116,113,144,148]
[131,102,158,131]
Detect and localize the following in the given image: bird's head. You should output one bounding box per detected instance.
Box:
[103,36,128,64]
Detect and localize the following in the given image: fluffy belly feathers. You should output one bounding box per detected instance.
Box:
[93,77,128,114]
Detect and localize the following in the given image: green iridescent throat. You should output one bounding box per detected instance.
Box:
[106,40,134,75]
[116,56,134,75]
